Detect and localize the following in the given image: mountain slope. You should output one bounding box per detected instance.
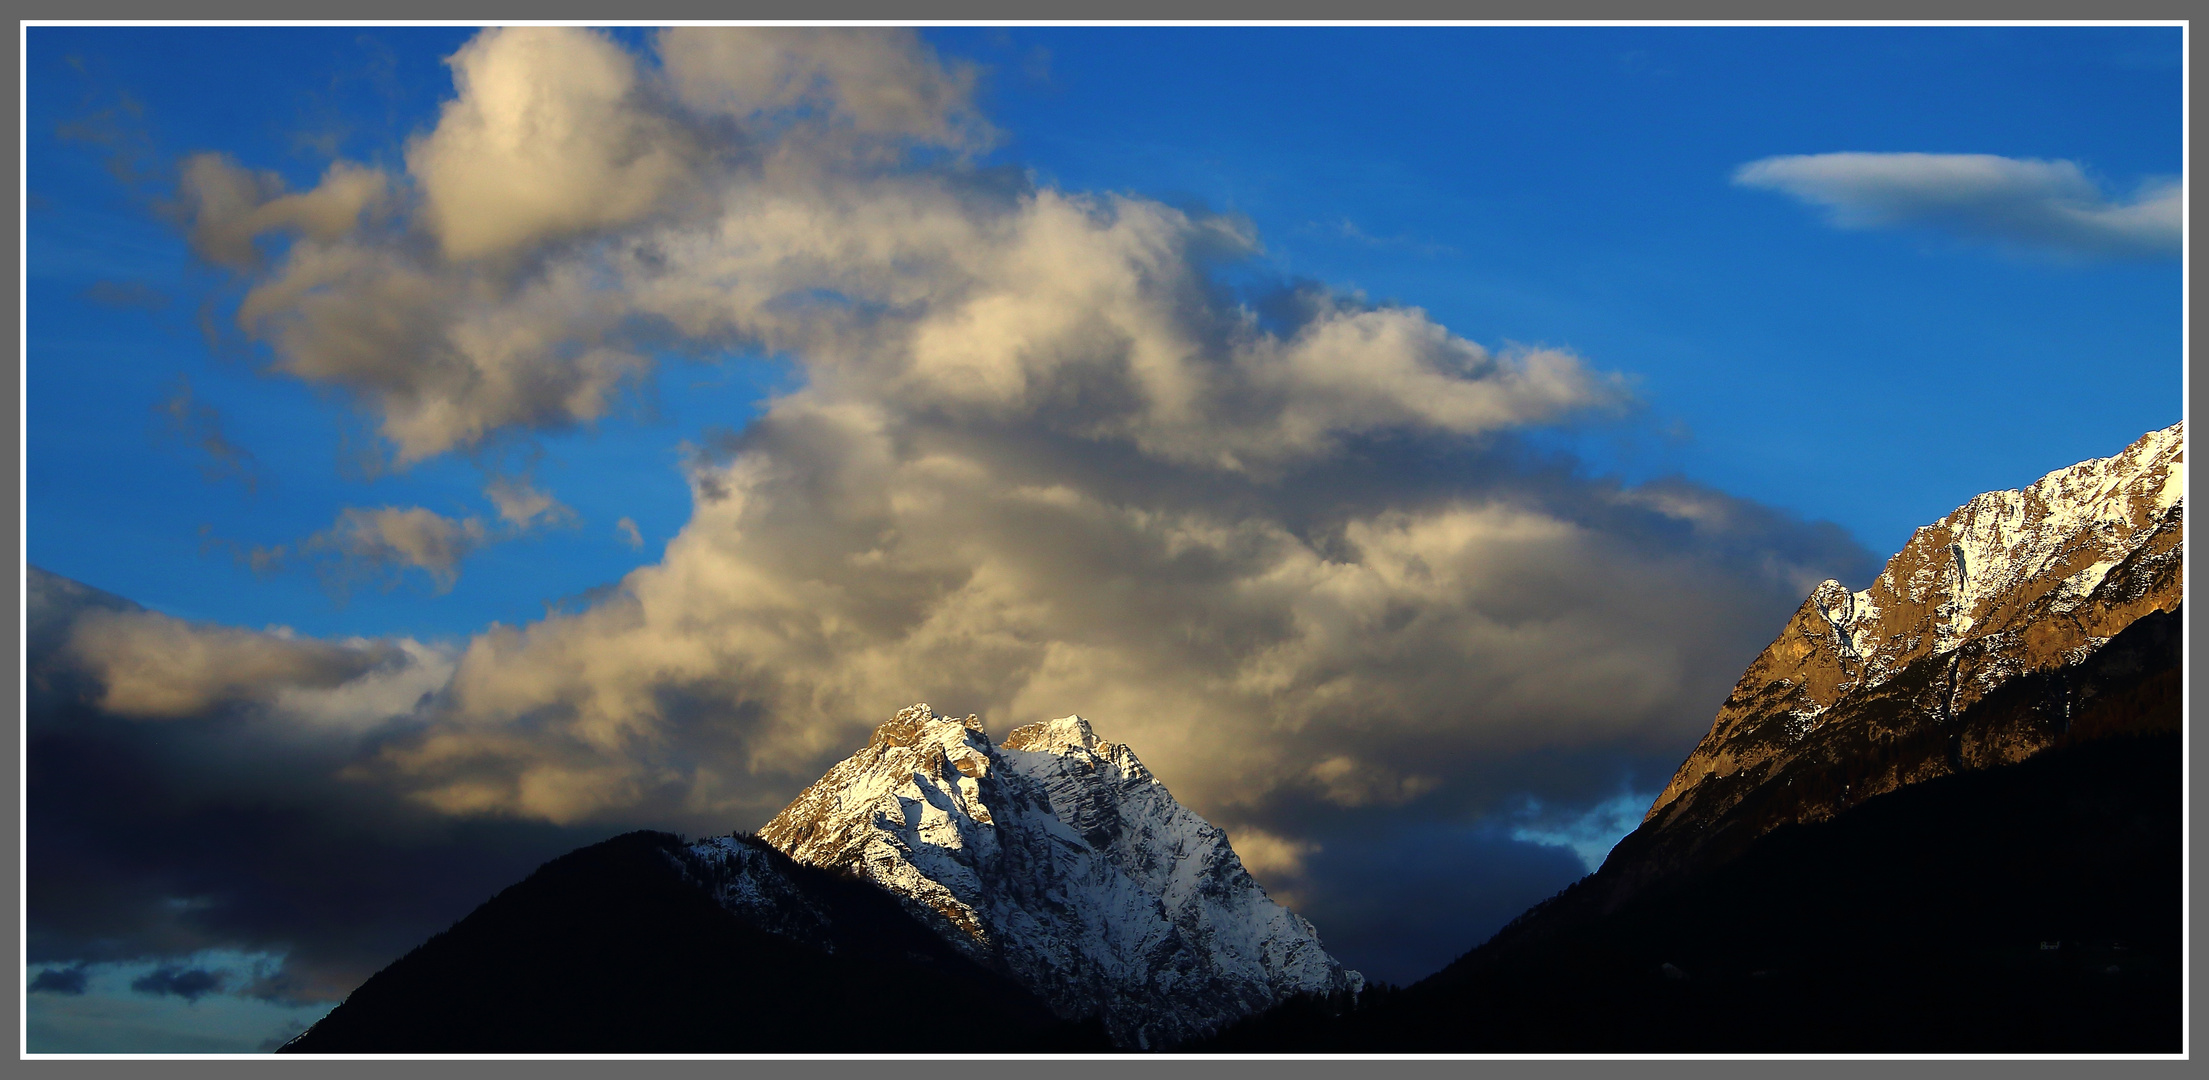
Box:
[1205,725,2181,1052]
[281,831,1106,1053]
[755,704,1361,1049]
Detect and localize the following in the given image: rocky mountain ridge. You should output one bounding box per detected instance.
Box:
[1634,422,2182,883]
[748,703,1361,1049]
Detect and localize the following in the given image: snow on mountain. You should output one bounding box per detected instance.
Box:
[671,833,855,955]
[1816,420,2183,686]
[1645,422,2183,830]
[740,703,1362,1049]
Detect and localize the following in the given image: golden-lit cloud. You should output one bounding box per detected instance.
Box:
[139,25,1870,882]
[306,506,488,595]
[409,27,697,260]
[62,606,412,722]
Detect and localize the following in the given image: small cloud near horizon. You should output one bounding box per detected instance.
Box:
[30,964,93,995]
[130,965,226,1002]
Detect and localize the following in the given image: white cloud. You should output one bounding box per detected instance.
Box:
[407,27,697,260]
[307,506,488,594]
[1735,152,2180,258]
[614,516,644,548]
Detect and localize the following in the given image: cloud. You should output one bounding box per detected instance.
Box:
[357,409,1863,829]
[615,516,644,549]
[207,488,562,594]
[1327,218,1459,258]
[49,28,1883,997]
[63,607,401,720]
[408,27,698,261]
[657,25,990,150]
[154,375,260,490]
[218,28,1614,469]
[306,506,489,594]
[1225,826,1320,884]
[53,76,157,186]
[30,964,92,995]
[1735,152,2180,259]
[174,152,386,269]
[182,24,1871,839]
[130,966,226,1002]
[485,477,577,530]
[29,567,593,1004]
[1508,788,1655,873]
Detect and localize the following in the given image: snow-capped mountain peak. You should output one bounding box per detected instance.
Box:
[745,703,1361,1049]
[1644,422,2183,834]
[1799,421,2182,711]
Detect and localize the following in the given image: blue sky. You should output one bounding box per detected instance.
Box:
[29,25,2182,641]
[23,24,2183,1052]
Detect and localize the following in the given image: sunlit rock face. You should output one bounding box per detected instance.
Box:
[1624,423,2182,892]
[749,703,1361,1049]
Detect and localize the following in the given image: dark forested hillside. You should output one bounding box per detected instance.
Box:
[1198,606,2182,1053]
[282,831,1109,1053]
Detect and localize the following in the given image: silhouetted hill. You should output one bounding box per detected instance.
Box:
[282,831,1109,1053]
[1200,677,2179,1051]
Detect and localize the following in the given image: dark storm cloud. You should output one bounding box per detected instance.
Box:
[27,567,606,1003]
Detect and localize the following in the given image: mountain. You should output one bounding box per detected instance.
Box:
[755,704,1363,1050]
[283,705,1353,1052]
[282,830,1107,1052]
[1616,421,2181,897]
[1197,422,2184,1052]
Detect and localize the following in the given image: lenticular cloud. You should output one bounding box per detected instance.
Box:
[1735,151,2179,259]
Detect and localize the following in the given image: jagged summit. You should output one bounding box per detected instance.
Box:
[1789,420,2181,708]
[869,701,988,748]
[746,703,1361,1050]
[1001,713,1102,754]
